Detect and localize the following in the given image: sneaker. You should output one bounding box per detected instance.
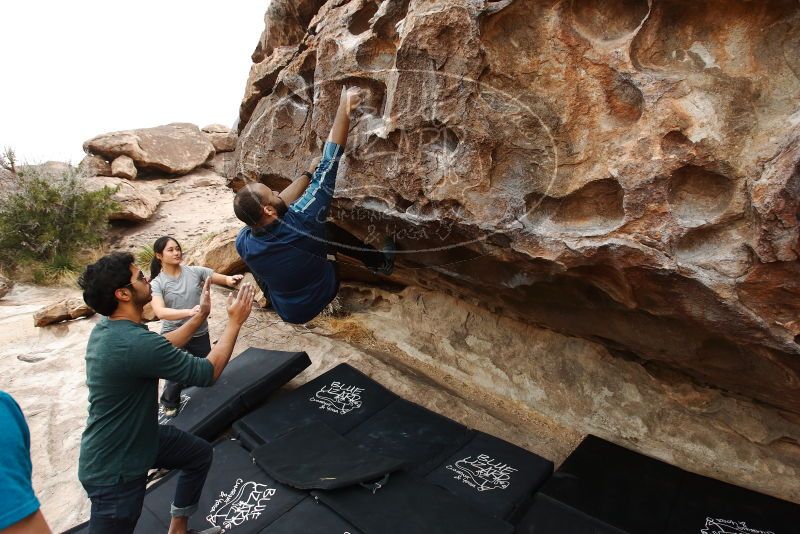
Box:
[162,406,178,418]
[372,240,396,276]
[188,528,222,534]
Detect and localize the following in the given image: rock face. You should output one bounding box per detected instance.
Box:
[183,227,245,274]
[77,155,111,177]
[0,275,11,300]
[33,298,94,327]
[84,176,160,222]
[201,124,237,153]
[233,0,800,419]
[83,123,215,175]
[18,161,73,179]
[111,155,137,180]
[335,284,800,503]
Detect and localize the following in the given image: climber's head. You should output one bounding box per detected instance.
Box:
[233,183,285,227]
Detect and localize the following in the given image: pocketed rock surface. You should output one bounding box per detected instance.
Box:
[231,0,800,447]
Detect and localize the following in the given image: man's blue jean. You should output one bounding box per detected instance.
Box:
[82,425,213,533]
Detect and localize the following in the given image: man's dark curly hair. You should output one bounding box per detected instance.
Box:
[233,184,267,227]
[78,252,135,316]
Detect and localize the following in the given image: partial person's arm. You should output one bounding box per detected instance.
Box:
[0,394,51,534]
[129,284,252,385]
[328,86,362,145]
[1,510,51,534]
[278,156,321,206]
[149,294,198,322]
[160,278,212,348]
[210,272,243,288]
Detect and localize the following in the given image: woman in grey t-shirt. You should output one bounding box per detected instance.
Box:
[149,236,242,415]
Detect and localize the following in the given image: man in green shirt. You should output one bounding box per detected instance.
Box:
[77,252,254,534]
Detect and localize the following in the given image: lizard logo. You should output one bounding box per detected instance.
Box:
[310,381,364,415]
[701,517,775,534]
[206,478,276,529]
[446,454,518,492]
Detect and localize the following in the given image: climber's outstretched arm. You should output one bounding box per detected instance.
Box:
[278,156,321,207]
[328,86,362,146]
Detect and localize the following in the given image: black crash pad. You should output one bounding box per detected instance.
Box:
[345,398,474,475]
[158,347,310,441]
[136,439,305,533]
[313,471,514,534]
[665,469,800,533]
[535,435,800,534]
[258,497,364,533]
[233,363,397,450]
[252,421,404,490]
[516,493,627,534]
[537,435,683,533]
[425,431,553,520]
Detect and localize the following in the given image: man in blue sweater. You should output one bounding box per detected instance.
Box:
[233,87,394,324]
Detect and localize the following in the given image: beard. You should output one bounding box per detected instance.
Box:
[132,285,152,307]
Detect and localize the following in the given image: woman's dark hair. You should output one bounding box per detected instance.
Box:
[78,252,135,316]
[150,236,181,279]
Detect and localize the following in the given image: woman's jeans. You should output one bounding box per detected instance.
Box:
[160,332,212,409]
[82,425,213,533]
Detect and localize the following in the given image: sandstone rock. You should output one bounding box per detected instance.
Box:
[78,154,111,177]
[250,0,326,63]
[84,176,159,222]
[203,151,235,178]
[34,298,94,327]
[234,0,800,417]
[83,123,215,175]
[111,155,137,180]
[184,227,245,274]
[201,124,237,153]
[0,275,12,299]
[18,161,72,179]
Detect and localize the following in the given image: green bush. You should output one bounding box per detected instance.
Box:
[137,244,155,274]
[0,165,118,274]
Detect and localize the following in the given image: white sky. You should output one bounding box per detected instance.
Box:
[0,1,270,164]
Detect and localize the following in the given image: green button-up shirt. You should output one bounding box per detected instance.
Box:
[78,317,214,485]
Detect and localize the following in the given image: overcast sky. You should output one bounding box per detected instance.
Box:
[0,1,269,164]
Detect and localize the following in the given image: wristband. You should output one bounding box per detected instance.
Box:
[301,171,313,180]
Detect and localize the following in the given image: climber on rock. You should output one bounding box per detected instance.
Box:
[233,86,395,325]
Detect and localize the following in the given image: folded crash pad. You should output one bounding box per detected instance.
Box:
[313,471,515,534]
[424,431,553,520]
[533,435,800,534]
[252,421,404,490]
[345,398,474,475]
[158,347,310,441]
[136,439,305,533]
[233,363,397,450]
[258,497,364,533]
